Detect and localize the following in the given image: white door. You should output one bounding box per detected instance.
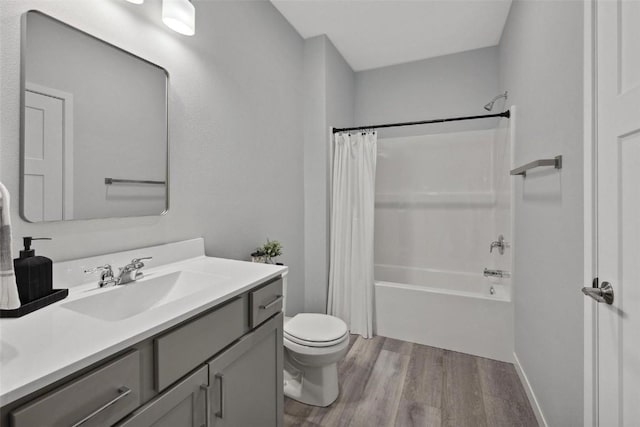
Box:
[592,1,640,425]
[23,90,64,222]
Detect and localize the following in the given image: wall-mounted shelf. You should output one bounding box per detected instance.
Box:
[510,155,562,177]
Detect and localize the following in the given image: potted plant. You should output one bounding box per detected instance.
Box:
[250,249,266,263]
[251,239,283,264]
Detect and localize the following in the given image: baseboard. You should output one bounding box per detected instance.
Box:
[513,352,548,427]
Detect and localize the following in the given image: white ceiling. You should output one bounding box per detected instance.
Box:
[271,0,512,71]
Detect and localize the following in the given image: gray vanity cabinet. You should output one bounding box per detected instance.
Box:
[116,366,208,427]
[207,312,283,427]
[2,275,285,427]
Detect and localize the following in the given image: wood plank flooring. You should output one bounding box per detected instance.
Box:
[284,335,538,427]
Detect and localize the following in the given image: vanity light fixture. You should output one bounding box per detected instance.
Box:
[162,0,195,36]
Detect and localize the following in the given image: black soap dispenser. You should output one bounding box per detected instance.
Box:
[14,237,53,304]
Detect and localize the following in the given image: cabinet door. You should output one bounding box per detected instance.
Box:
[117,366,208,427]
[207,313,283,427]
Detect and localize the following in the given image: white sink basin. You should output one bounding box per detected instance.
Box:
[61,270,228,321]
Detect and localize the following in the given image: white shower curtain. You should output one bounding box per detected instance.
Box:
[328,131,377,339]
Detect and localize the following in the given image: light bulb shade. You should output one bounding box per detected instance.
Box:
[162,0,195,36]
[125,0,144,4]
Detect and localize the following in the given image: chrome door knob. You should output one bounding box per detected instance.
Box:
[582,281,614,305]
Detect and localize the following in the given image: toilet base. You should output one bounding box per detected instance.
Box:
[283,357,340,407]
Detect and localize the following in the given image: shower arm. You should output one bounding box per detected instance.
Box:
[489,92,508,104]
[484,91,509,111]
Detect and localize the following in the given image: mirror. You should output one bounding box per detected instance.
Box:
[20,11,169,222]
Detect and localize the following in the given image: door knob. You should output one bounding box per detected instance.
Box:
[582,281,614,305]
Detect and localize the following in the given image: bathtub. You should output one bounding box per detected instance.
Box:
[374,264,513,362]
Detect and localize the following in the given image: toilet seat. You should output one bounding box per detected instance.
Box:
[284,313,349,348]
[285,332,349,348]
[284,331,350,357]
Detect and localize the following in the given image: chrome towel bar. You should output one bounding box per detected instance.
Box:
[105,178,166,185]
[510,155,562,177]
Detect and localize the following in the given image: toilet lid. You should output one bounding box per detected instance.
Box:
[284,313,348,346]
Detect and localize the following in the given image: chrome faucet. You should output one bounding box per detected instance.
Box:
[489,234,508,255]
[84,257,152,287]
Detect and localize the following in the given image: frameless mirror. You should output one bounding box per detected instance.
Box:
[20,11,169,222]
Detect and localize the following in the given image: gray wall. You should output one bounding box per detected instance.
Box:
[0,0,307,314]
[303,35,355,313]
[499,1,584,425]
[354,46,501,139]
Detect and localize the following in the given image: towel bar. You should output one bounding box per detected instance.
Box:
[105,178,166,185]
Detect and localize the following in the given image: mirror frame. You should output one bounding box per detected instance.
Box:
[19,10,170,223]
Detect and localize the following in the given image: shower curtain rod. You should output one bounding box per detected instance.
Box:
[332,110,510,134]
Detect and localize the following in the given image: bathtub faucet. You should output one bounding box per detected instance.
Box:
[489,235,508,255]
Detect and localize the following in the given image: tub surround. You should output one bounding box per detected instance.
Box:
[0,238,287,407]
[373,126,513,362]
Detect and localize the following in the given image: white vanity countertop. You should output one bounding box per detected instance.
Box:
[0,240,287,406]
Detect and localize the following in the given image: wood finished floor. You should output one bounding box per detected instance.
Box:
[284,335,538,427]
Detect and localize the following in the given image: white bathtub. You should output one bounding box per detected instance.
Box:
[374,264,513,362]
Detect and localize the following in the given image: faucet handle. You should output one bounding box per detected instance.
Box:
[84,264,116,287]
[84,264,114,276]
[130,257,152,269]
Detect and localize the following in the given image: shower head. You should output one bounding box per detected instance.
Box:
[484,91,508,111]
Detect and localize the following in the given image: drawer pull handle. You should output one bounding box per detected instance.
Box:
[71,386,131,427]
[215,374,225,418]
[259,295,283,310]
[201,384,211,427]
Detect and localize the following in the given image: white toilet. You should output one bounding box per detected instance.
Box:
[281,273,350,407]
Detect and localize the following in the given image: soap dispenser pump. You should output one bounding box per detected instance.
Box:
[14,237,53,304]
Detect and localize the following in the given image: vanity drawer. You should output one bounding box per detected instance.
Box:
[10,350,141,427]
[250,277,283,328]
[154,297,245,391]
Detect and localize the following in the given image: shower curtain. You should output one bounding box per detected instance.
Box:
[328,131,377,339]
